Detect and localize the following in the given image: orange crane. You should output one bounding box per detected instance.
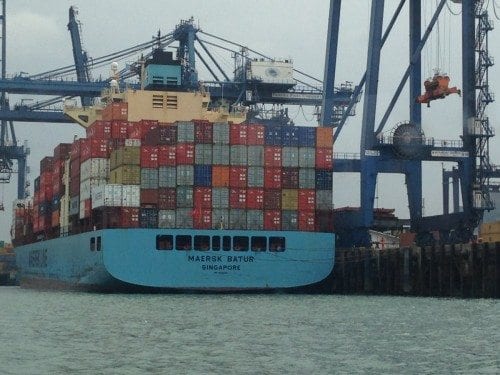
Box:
[416,73,461,107]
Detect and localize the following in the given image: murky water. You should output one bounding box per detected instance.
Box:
[0,287,498,374]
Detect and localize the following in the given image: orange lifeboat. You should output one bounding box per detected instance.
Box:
[416,74,461,107]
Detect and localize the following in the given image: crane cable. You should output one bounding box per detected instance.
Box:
[493,0,500,20]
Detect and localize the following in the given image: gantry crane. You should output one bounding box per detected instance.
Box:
[322,0,496,246]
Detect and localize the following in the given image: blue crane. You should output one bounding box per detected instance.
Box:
[323,0,495,246]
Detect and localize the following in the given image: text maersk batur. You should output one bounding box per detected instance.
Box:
[188,255,255,271]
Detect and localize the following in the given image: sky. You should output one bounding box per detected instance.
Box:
[1,0,500,241]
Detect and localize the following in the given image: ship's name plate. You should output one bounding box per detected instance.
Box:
[188,255,255,272]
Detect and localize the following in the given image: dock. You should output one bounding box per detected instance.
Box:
[329,243,500,298]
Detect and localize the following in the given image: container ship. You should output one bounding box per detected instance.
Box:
[12,49,335,291]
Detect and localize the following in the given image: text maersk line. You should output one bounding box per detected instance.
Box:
[188,255,255,271]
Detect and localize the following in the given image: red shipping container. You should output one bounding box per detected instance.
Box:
[86,120,112,139]
[70,158,81,177]
[229,166,247,188]
[316,148,333,170]
[158,188,176,209]
[80,138,109,161]
[120,207,140,228]
[40,157,54,174]
[39,184,53,202]
[247,124,265,145]
[53,143,73,160]
[139,119,159,138]
[264,167,282,189]
[194,187,212,208]
[102,102,128,121]
[264,189,281,210]
[140,189,159,205]
[264,146,282,167]
[299,211,316,231]
[281,168,299,189]
[229,188,247,209]
[264,210,281,230]
[141,146,159,168]
[176,143,195,164]
[230,123,247,145]
[111,120,129,139]
[247,188,264,209]
[40,171,52,188]
[158,145,177,166]
[51,210,60,228]
[81,199,92,219]
[298,189,316,211]
[193,208,212,229]
[194,121,213,143]
[69,174,80,197]
[70,139,84,160]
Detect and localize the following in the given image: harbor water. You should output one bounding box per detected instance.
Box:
[0,287,498,374]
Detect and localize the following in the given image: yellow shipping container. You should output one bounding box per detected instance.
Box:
[110,146,140,169]
[482,233,500,243]
[480,221,500,236]
[110,165,141,185]
[281,189,298,210]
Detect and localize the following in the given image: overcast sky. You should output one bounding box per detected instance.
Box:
[1,1,500,241]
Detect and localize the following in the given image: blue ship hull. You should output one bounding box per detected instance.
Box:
[15,229,334,291]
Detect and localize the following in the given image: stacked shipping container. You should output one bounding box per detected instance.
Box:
[27,101,333,235]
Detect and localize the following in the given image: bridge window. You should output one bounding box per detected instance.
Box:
[233,236,249,251]
[212,236,221,251]
[96,236,102,251]
[269,237,286,252]
[251,236,266,252]
[222,236,231,251]
[176,235,192,251]
[194,235,210,251]
[90,237,96,251]
[156,235,173,250]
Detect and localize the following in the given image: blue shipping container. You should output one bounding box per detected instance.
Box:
[282,126,299,146]
[264,125,283,146]
[139,208,159,228]
[194,165,212,186]
[315,170,333,190]
[298,127,316,147]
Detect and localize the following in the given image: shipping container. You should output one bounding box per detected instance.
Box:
[212,187,229,209]
[176,186,193,207]
[176,143,195,164]
[158,166,176,188]
[69,174,80,198]
[212,209,229,229]
[122,185,141,207]
[316,127,334,148]
[264,167,282,189]
[40,156,54,174]
[87,120,112,139]
[281,189,298,210]
[229,209,246,229]
[140,146,159,168]
[79,198,92,219]
[264,189,281,210]
[53,143,73,160]
[282,126,299,146]
[158,188,176,209]
[139,208,158,228]
[315,148,333,170]
[230,145,247,166]
[91,184,123,208]
[194,144,213,165]
[212,166,230,187]
[282,147,299,167]
[194,187,212,208]
[177,121,195,142]
[111,146,140,169]
[80,158,109,181]
[193,208,212,229]
[212,122,229,144]
[264,210,281,230]
[194,165,212,186]
[264,125,282,146]
[110,165,141,185]
[80,177,107,200]
[140,189,159,205]
[230,124,248,145]
[315,170,333,190]
[194,120,213,143]
[297,126,316,147]
[177,165,194,185]
[247,166,264,187]
[70,138,84,160]
[229,166,247,188]
[158,209,176,228]
[229,188,247,209]
[282,210,298,231]
[247,188,264,209]
[264,146,282,167]
[212,144,230,165]
[247,146,264,166]
[247,210,264,230]
[299,147,316,168]
[247,124,265,145]
[281,168,299,189]
[109,207,140,228]
[316,189,333,210]
[102,102,128,121]
[176,208,193,228]
[299,168,316,189]
[298,211,316,231]
[158,145,176,166]
[144,125,177,145]
[298,189,316,211]
[141,168,159,189]
[111,120,130,139]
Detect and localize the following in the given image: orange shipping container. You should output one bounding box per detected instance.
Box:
[316,127,334,148]
[212,166,230,187]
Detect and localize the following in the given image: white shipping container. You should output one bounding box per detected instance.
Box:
[69,196,79,216]
[59,195,70,228]
[125,138,141,147]
[92,184,123,209]
[80,158,109,181]
[80,178,107,200]
[122,185,140,207]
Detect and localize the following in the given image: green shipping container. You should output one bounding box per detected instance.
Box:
[110,165,141,185]
[110,146,140,169]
